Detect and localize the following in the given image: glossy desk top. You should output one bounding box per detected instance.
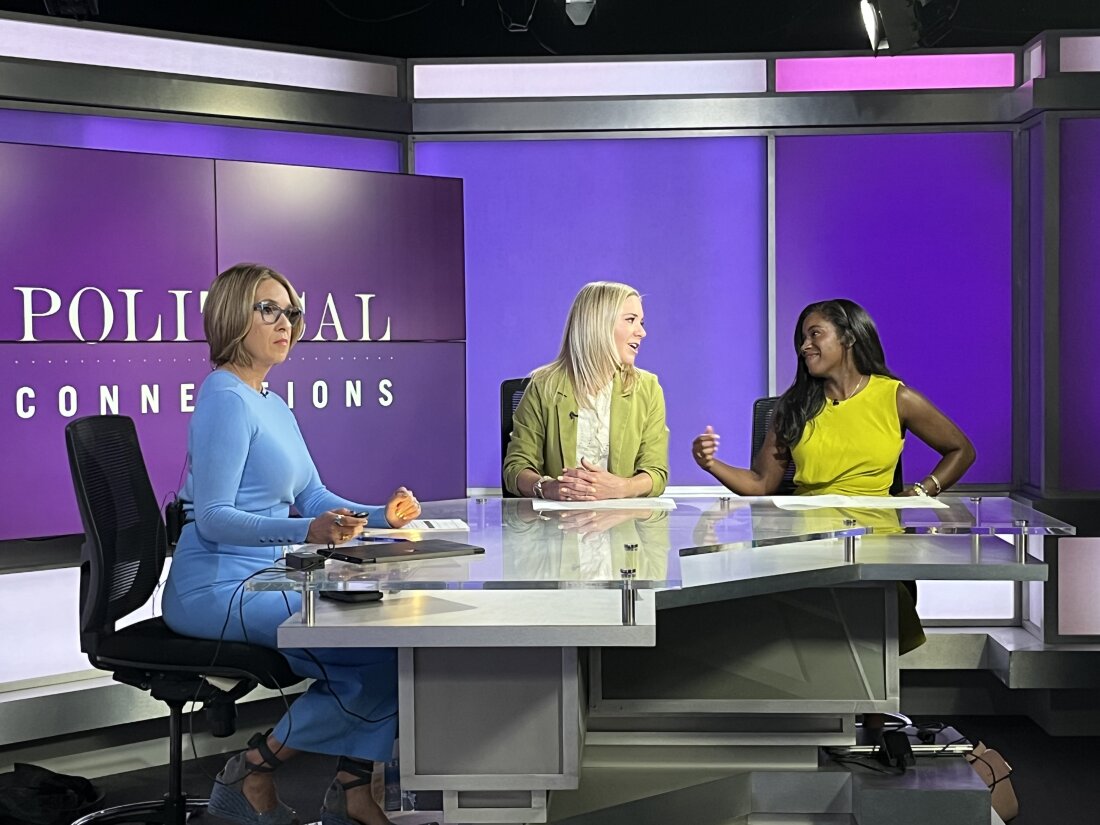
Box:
[252,495,1067,602]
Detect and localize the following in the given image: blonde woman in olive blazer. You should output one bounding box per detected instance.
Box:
[503,281,669,501]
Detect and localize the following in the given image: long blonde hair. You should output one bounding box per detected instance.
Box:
[532,281,641,406]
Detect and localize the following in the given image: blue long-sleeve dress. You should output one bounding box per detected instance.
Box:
[162,369,397,760]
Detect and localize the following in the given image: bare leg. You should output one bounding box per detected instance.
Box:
[324,757,392,825]
[337,769,392,825]
[241,734,300,813]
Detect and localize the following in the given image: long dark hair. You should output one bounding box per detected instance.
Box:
[772,299,898,454]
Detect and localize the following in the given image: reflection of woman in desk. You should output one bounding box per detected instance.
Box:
[501,501,670,584]
[503,281,669,501]
[691,299,976,652]
[162,264,419,825]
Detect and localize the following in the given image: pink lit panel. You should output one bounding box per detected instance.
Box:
[775,53,1016,93]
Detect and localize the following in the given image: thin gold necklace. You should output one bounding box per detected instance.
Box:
[830,374,866,406]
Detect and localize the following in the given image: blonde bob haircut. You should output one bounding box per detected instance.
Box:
[533,280,641,406]
[204,263,304,368]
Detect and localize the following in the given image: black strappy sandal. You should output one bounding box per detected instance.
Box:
[207,730,299,825]
[321,756,377,825]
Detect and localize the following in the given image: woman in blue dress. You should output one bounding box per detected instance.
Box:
[163,263,419,825]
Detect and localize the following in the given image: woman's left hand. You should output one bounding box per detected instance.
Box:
[385,487,421,527]
[558,459,629,501]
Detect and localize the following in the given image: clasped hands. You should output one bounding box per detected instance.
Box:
[544,458,628,502]
[306,487,421,545]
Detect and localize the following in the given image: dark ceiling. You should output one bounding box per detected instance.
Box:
[2,0,1100,60]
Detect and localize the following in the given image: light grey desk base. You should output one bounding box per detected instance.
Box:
[549,585,990,825]
[279,589,655,824]
[385,584,990,825]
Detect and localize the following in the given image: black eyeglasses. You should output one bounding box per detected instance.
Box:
[253,301,303,325]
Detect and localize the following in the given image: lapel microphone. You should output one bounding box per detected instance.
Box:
[569,411,578,419]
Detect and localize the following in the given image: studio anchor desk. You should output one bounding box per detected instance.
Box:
[252,496,1069,825]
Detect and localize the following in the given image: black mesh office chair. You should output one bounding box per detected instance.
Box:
[751,396,904,495]
[65,415,302,825]
[500,377,531,497]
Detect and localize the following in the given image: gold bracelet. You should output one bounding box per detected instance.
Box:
[927,473,943,495]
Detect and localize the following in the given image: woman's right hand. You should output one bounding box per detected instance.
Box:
[692,425,720,471]
[306,509,367,545]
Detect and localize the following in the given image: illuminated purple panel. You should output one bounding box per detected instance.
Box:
[416,137,768,488]
[0,107,400,172]
[0,141,465,540]
[215,161,465,342]
[0,341,464,540]
[1058,118,1100,490]
[775,132,1013,484]
[0,142,216,343]
[1028,125,1045,488]
[775,53,1016,92]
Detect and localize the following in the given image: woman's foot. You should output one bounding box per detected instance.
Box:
[338,771,391,825]
[239,749,281,813]
[208,732,300,825]
[322,757,391,825]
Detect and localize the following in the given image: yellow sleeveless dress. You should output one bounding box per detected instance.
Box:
[787,375,925,653]
[790,374,904,496]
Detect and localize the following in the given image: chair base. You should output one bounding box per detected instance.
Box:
[71,795,208,825]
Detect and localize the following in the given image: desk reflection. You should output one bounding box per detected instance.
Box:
[501,500,671,583]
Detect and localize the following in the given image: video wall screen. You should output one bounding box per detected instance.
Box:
[775,131,1013,484]
[1058,117,1100,491]
[1,142,465,541]
[415,136,770,488]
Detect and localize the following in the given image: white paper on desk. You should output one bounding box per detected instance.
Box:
[532,497,678,511]
[771,495,948,510]
[360,518,469,538]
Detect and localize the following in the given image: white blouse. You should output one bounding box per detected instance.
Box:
[575,381,613,469]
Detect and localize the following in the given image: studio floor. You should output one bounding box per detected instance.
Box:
[71,715,1100,825]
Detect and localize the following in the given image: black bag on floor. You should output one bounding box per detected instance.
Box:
[0,763,103,825]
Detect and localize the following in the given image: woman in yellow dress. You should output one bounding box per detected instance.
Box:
[691,298,976,652]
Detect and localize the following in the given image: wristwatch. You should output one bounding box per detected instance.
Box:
[533,475,552,499]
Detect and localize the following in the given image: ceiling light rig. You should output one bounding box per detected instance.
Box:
[565,0,596,27]
[42,0,99,20]
[860,0,961,54]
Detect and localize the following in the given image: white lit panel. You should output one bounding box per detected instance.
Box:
[413,59,768,99]
[0,17,398,96]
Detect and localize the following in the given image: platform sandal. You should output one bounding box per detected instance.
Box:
[207,730,299,825]
[321,756,383,825]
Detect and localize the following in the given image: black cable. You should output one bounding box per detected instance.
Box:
[920,0,964,47]
[188,553,395,789]
[528,25,559,56]
[970,751,1013,791]
[185,561,310,786]
[324,0,441,24]
[830,755,906,776]
[498,0,540,33]
[301,648,399,726]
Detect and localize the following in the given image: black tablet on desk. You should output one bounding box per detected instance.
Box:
[318,538,484,565]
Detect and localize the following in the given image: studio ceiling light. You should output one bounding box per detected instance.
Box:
[565,0,596,26]
[861,0,885,52]
[860,0,960,55]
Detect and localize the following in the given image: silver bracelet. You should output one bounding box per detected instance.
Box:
[532,475,552,499]
[927,473,943,495]
[912,481,929,497]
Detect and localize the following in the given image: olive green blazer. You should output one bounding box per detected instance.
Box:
[502,368,669,497]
